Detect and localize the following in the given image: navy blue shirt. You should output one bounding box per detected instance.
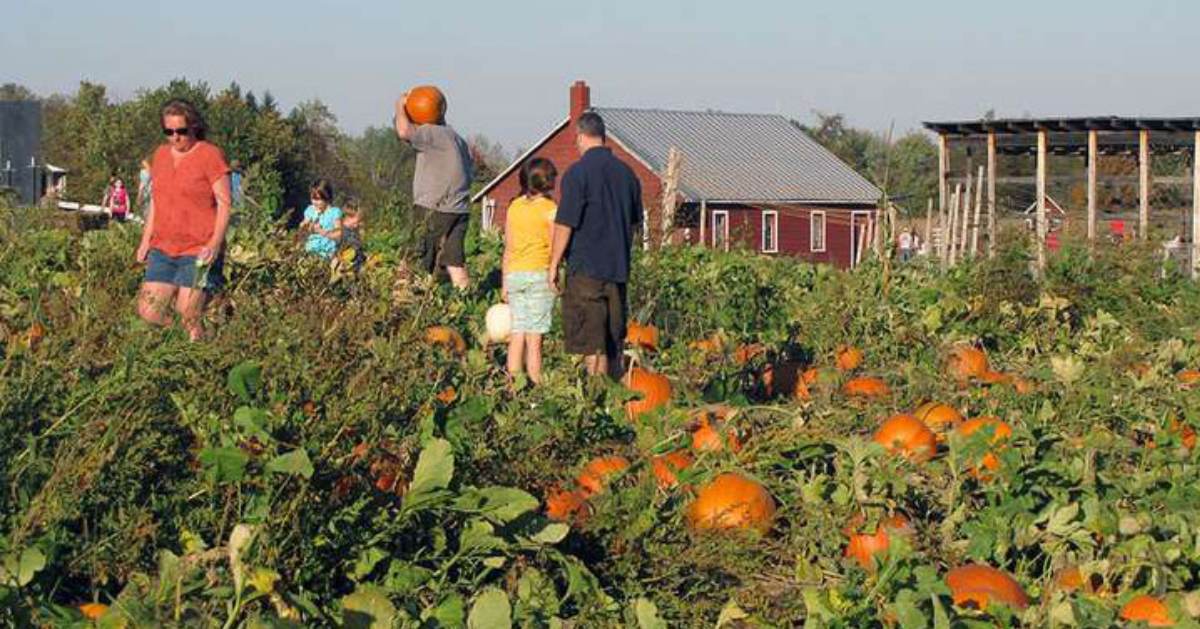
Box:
[555,146,643,283]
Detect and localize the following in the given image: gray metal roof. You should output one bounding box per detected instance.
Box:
[594,107,881,204]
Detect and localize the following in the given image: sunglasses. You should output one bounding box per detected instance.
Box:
[162,127,192,137]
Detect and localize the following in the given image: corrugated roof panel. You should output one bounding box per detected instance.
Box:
[594,107,881,204]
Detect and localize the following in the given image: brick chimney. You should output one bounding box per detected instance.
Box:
[569,80,591,122]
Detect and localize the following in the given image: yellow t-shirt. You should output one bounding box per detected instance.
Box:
[505,195,557,272]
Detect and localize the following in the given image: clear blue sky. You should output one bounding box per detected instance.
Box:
[3,0,1197,156]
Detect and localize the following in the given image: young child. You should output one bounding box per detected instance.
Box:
[340,199,366,271]
[105,177,130,222]
[502,158,558,384]
[300,180,342,259]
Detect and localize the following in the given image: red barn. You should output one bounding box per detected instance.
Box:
[474,81,882,268]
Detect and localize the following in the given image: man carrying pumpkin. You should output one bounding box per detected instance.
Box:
[393,88,474,288]
[548,112,643,379]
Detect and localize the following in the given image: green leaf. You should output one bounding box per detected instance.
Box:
[12,548,45,587]
[716,600,750,628]
[383,562,431,596]
[476,486,539,523]
[407,438,454,499]
[459,519,503,553]
[431,594,465,626]
[891,589,926,629]
[529,522,570,545]
[233,406,273,443]
[227,361,262,403]
[342,585,397,629]
[198,447,249,484]
[266,448,313,479]
[931,593,950,629]
[634,597,668,629]
[468,588,512,629]
[352,547,388,582]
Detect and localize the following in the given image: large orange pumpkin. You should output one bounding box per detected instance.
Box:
[914,402,964,432]
[686,473,776,533]
[873,414,937,463]
[626,322,659,351]
[957,417,1013,478]
[1119,595,1173,627]
[651,450,694,489]
[405,85,447,125]
[947,345,990,382]
[843,514,912,571]
[945,564,1029,611]
[424,326,466,354]
[835,345,864,372]
[625,368,672,420]
[544,486,589,523]
[843,376,891,399]
[576,456,630,497]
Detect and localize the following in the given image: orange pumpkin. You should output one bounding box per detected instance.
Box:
[843,514,912,571]
[651,450,694,489]
[957,417,1014,479]
[1054,566,1085,593]
[424,326,466,354]
[626,321,659,351]
[1119,594,1174,627]
[945,564,1029,611]
[835,345,864,372]
[733,343,766,365]
[577,455,630,497]
[435,387,457,404]
[625,368,672,420]
[405,85,447,125]
[1177,369,1200,388]
[689,334,723,355]
[913,402,964,432]
[79,603,108,620]
[686,472,776,533]
[1168,417,1197,450]
[978,370,1010,385]
[947,345,990,382]
[843,376,890,399]
[691,412,742,453]
[545,486,589,523]
[26,321,45,349]
[873,414,938,463]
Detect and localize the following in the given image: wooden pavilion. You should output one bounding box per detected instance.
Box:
[923,117,1200,277]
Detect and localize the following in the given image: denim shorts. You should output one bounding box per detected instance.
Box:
[145,248,224,291]
[506,271,554,334]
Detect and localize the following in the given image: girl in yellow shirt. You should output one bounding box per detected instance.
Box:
[502,158,558,383]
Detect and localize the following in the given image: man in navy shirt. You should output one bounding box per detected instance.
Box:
[549,112,643,379]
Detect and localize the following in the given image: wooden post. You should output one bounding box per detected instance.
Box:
[925,198,933,256]
[659,146,683,248]
[961,173,973,259]
[1036,130,1048,274]
[1087,130,1098,244]
[1193,131,1200,279]
[948,184,961,265]
[987,132,997,258]
[938,134,949,262]
[699,199,707,247]
[1139,129,1150,240]
[972,165,984,256]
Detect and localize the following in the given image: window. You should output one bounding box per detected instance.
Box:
[481,197,497,232]
[712,210,730,251]
[761,210,778,253]
[810,211,827,253]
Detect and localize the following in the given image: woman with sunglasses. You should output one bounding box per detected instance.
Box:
[135,99,232,341]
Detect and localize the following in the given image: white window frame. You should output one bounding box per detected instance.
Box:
[711,210,730,252]
[761,210,779,253]
[810,210,827,253]
[481,197,497,232]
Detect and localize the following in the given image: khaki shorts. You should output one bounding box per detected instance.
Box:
[562,271,626,356]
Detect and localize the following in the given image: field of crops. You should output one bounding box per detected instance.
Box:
[6,204,1200,628]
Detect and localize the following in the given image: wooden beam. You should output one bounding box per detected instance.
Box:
[1140,129,1150,240]
[972,165,984,256]
[960,173,972,260]
[699,198,707,247]
[938,134,949,263]
[987,132,996,258]
[1036,130,1047,274]
[925,197,933,257]
[948,184,960,266]
[1087,130,1097,243]
[1194,131,1200,279]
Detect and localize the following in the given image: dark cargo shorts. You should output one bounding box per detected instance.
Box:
[415,206,468,274]
[562,271,627,357]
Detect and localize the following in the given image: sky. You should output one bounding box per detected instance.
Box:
[3,0,1198,158]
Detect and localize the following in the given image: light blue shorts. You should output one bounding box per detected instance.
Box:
[506,271,554,334]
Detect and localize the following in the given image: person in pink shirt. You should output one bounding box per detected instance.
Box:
[104,176,130,222]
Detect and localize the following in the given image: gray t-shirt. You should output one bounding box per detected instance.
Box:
[409,124,473,214]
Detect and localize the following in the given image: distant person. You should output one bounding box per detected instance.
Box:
[299,179,343,259]
[339,199,366,271]
[135,158,153,219]
[392,91,474,288]
[502,158,559,384]
[229,159,245,208]
[897,228,913,262]
[135,99,232,341]
[548,112,643,379]
[104,176,129,222]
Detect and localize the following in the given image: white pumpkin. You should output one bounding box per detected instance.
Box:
[485,303,512,343]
